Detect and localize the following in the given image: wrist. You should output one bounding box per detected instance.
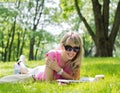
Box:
[57,68,63,75]
[55,67,61,72]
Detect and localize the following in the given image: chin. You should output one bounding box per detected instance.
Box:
[67,56,74,60]
[65,53,75,60]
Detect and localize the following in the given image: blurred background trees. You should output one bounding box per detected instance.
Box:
[0,0,120,62]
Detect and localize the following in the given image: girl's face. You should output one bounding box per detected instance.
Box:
[62,39,80,61]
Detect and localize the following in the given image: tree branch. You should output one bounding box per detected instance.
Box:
[109,0,120,43]
[103,0,110,38]
[36,0,44,27]
[33,0,39,30]
[91,0,103,35]
[74,0,96,42]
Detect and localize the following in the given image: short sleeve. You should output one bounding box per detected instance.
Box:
[46,50,56,60]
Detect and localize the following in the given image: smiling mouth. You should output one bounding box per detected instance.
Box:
[67,53,74,58]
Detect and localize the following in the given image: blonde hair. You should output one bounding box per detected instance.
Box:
[60,31,84,79]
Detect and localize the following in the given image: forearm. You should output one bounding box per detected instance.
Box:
[46,66,74,80]
[45,66,54,81]
[60,69,74,80]
[46,57,74,80]
[56,68,74,80]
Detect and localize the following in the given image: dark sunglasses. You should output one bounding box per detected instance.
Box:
[64,45,80,53]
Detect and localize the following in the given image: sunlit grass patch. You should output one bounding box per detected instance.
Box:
[0,57,120,93]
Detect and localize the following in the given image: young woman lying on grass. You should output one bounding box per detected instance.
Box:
[0,31,84,83]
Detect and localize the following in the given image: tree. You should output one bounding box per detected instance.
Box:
[60,0,120,57]
[0,0,20,61]
[74,0,120,57]
[28,0,45,60]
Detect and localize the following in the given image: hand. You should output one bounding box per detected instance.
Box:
[46,56,61,72]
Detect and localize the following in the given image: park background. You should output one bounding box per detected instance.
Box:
[0,0,120,93]
[0,0,120,62]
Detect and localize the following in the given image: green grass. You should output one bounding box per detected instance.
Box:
[0,57,120,93]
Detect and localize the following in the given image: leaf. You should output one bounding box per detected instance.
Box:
[0,6,18,18]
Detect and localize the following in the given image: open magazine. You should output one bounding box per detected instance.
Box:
[57,75,104,83]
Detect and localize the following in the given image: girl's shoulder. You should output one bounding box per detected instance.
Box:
[46,49,61,59]
[47,49,61,54]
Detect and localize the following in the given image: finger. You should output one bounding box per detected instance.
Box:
[47,57,51,63]
[46,61,50,67]
[48,56,55,61]
[46,59,50,65]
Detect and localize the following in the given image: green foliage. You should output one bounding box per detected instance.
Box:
[0,57,120,93]
[0,0,59,61]
[60,0,80,19]
[28,1,34,10]
[83,33,94,56]
[0,6,18,18]
[43,5,62,23]
[0,0,120,61]
[0,0,25,2]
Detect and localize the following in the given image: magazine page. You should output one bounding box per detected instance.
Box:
[56,77,95,83]
[56,75,104,83]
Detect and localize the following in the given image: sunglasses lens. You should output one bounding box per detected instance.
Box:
[73,47,80,52]
[64,45,80,53]
[64,45,72,51]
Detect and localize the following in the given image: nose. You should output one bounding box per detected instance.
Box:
[70,49,76,53]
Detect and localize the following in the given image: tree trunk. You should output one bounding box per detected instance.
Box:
[8,17,16,61]
[95,38,113,57]
[3,32,10,62]
[29,37,35,60]
[29,0,44,60]
[1,32,4,61]
[74,0,120,57]
[17,32,20,59]
[35,37,41,60]
[20,30,26,56]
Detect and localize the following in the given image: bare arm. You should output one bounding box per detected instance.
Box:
[45,66,54,81]
[46,57,74,81]
[60,70,74,80]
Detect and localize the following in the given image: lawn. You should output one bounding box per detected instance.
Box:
[0,57,120,93]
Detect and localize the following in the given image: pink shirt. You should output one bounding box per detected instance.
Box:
[35,50,70,80]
